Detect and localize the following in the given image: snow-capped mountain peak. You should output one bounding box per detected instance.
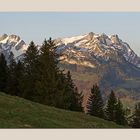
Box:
[0,34,28,60]
[60,34,88,45]
[0,33,139,68]
[56,32,140,68]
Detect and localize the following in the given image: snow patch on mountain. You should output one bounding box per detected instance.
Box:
[0,34,28,59]
[0,33,139,69]
[56,32,140,68]
[61,34,87,45]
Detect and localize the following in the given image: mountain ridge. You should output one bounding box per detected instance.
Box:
[0,33,140,109]
[56,32,140,68]
[0,32,140,68]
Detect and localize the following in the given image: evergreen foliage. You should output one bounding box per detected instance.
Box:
[105,90,117,121]
[0,53,8,92]
[14,60,24,97]
[34,39,82,111]
[6,52,17,95]
[105,90,127,125]
[35,38,60,105]
[3,38,82,111]
[86,84,104,118]
[6,52,25,96]
[132,102,140,128]
[63,71,83,111]
[22,41,39,100]
[115,99,127,125]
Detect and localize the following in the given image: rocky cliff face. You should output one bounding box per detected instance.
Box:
[0,34,28,62]
[56,32,140,68]
[0,33,140,108]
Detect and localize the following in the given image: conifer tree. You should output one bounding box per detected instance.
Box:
[115,98,127,125]
[35,39,83,111]
[6,52,25,96]
[105,90,117,121]
[86,84,104,118]
[132,102,140,128]
[63,71,83,111]
[106,91,127,125]
[6,52,17,95]
[35,38,59,105]
[22,41,39,100]
[14,60,24,97]
[0,53,8,92]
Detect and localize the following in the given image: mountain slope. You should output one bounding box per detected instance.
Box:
[55,32,140,109]
[0,92,123,128]
[0,33,140,109]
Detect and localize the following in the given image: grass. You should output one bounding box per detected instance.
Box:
[0,92,125,128]
[71,72,99,82]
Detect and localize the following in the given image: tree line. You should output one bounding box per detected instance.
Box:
[0,38,140,128]
[86,84,140,127]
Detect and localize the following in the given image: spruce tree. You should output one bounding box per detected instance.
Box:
[35,38,59,105]
[132,102,140,128]
[105,90,117,121]
[86,84,104,118]
[36,39,83,111]
[106,91,127,125]
[22,41,39,100]
[115,98,127,125]
[63,71,83,111]
[0,53,8,92]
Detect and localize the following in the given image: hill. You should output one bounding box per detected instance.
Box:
[0,92,123,128]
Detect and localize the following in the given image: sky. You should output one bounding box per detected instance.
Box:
[0,12,140,56]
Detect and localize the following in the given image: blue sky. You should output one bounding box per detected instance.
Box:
[0,12,140,56]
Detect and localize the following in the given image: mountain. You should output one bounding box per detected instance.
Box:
[56,32,140,68]
[0,34,28,62]
[55,32,140,108]
[0,33,140,109]
[1,33,139,68]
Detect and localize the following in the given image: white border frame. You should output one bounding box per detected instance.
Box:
[0,0,140,140]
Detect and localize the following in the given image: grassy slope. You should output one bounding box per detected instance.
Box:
[0,92,124,128]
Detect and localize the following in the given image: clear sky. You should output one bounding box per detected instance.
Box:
[0,12,140,56]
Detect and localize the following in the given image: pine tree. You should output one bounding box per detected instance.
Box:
[105,90,117,121]
[22,41,39,100]
[132,102,140,128]
[0,53,8,92]
[86,84,104,118]
[115,98,127,125]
